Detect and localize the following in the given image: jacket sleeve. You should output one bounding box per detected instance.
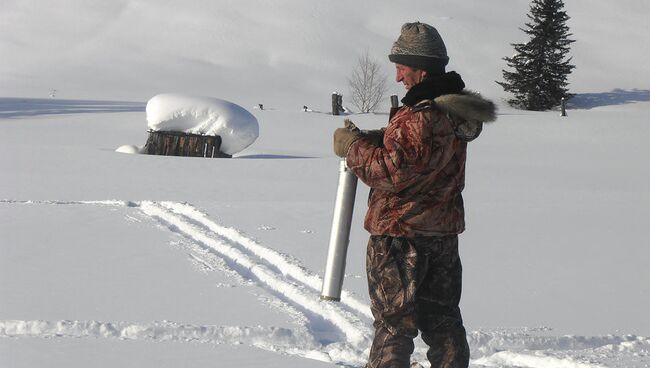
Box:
[345,109,457,193]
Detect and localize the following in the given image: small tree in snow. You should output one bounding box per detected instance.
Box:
[348,50,388,113]
[497,0,575,110]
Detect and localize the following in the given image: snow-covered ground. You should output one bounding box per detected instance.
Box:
[2,1,650,367]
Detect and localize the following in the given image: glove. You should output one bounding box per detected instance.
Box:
[333,127,361,157]
[344,119,360,132]
[345,119,384,147]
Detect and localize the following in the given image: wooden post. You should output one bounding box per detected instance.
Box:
[560,97,567,117]
[389,94,400,120]
[171,135,180,155]
[331,93,343,115]
[390,94,399,109]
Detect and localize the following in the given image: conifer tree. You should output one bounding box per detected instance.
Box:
[498,0,575,110]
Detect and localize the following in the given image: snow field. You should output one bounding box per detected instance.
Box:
[138,202,372,346]
[3,199,649,368]
[0,199,372,365]
[2,0,650,366]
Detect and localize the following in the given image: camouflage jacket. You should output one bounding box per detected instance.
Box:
[346,90,496,237]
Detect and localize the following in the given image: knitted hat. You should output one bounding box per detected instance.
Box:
[389,22,449,74]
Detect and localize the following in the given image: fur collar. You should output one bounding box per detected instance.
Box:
[433,91,497,141]
[401,72,497,141]
[434,91,497,123]
[401,71,466,107]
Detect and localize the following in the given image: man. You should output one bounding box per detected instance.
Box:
[333,22,496,368]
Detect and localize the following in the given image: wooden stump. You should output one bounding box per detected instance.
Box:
[332,93,343,115]
[143,130,231,158]
[389,94,400,120]
[390,94,399,109]
[332,93,340,115]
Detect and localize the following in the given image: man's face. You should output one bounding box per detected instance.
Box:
[395,64,427,90]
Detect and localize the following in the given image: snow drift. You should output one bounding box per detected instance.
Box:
[146,94,259,155]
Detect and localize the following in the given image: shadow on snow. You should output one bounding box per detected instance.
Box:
[569,89,650,109]
[0,97,145,119]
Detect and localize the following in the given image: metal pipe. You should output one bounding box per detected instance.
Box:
[320,159,358,301]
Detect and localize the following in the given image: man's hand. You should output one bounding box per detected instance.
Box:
[347,119,385,147]
[334,119,385,156]
[344,119,360,132]
[333,125,361,157]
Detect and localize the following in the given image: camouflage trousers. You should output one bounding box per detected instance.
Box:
[366,235,469,368]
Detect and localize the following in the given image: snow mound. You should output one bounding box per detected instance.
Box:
[115,145,142,154]
[146,94,259,155]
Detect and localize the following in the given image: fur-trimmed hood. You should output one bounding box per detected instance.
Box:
[433,90,497,141]
[402,72,497,142]
[434,90,497,123]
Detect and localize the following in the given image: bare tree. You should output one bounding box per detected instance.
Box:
[348,50,388,113]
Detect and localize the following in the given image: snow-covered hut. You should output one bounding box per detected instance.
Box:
[143,94,259,158]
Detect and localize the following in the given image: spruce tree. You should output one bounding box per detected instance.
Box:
[498,0,575,111]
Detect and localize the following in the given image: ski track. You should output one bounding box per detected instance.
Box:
[156,200,373,319]
[0,319,328,362]
[468,328,650,368]
[138,202,373,349]
[2,199,650,368]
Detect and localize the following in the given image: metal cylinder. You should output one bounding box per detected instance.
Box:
[320,160,358,301]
